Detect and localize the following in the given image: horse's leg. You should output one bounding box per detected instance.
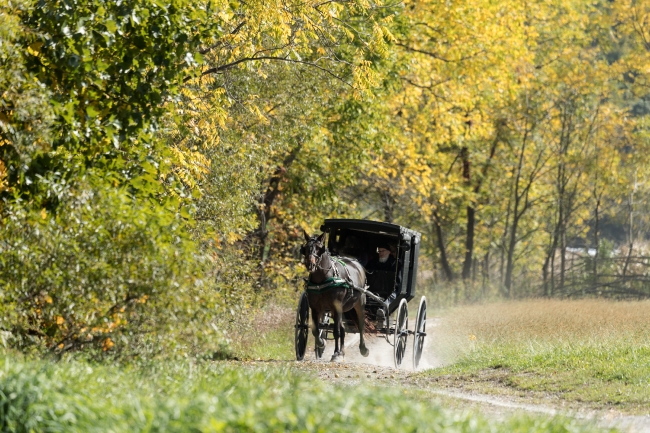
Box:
[330,301,344,362]
[355,295,369,357]
[311,308,324,353]
[331,311,340,361]
[339,320,346,357]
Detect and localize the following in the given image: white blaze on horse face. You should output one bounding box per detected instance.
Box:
[304,248,317,271]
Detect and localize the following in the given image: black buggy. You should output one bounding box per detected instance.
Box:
[294,219,427,369]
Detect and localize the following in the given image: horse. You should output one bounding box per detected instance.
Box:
[301,230,369,361]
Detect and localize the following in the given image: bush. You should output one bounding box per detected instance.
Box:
[0,174,212,357]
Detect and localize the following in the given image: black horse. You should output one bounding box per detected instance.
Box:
[302,231,369,361]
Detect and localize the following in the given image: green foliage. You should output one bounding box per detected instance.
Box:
[1,0,218,202]
[0,174,204,353]
[25,0,209,148]
[0,0,54,162]
[0,354,610,432]
[0,0,257,357]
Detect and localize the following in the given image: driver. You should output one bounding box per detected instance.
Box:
[366,242,400,309]
[366,242,396,272]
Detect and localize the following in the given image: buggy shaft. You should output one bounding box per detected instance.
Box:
[351,284,384,303]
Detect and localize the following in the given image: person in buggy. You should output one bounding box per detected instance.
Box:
[366,242,396,272]
[366,241,401,314]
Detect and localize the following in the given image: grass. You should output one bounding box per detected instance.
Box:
[425,299,650,413]
[0,353,613,432]
[227,303,295,360]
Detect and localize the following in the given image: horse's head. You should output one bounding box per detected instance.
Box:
[300,230,327,273]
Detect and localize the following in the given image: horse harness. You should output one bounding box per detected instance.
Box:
[305,255,363,304]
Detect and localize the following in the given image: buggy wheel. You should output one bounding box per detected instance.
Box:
[413,296,427,370]
[393,298,409,369]
[295,292,310,361]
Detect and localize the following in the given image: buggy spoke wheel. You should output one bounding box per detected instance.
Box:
[294,292,310,361]
[393,298,409,369]
[413,296,427,370]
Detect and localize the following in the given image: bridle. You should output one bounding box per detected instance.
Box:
[301,239,335,274]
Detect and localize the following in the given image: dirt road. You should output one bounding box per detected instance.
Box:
[290,318,650,433]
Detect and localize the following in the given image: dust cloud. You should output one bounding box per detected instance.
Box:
[303,318,444,371]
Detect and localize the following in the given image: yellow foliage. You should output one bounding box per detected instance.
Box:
[169,145,210,191]
[102,338,114,351]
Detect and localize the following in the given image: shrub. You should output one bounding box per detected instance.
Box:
[0,174,210,356]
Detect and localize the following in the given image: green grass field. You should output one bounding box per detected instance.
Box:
[424,299,650,413]
[0,353,612,432]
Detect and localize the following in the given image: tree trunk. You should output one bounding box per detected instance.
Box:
[504,204,521,298]
[550,241,556,295]
[542,227,560,298]
[622,190,635,279]
[559,227,567,290]
[382,189,395,223]
[542,256,549,297]
[504,127,534,297]
[593,195,600,286]
[258,143,302,262]
[461,136,499,281]
[433,211,455,281]
[482,250,490,297]
[461,147,474,280]
[499,195,511,290]
[556,157,567,294]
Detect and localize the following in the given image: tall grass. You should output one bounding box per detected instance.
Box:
[428,299,650,411]
[223,303,295,360]
[0,353,609,432]
[431,299,650,359]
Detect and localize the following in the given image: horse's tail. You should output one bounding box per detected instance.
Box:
[345,307,376,336]
[363,315,377,334]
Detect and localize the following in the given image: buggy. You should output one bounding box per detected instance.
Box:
[294,219,427,369]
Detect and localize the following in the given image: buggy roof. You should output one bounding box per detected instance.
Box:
[321,219,421,243]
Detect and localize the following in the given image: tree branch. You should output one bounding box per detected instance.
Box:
[395,42,486,63]
[187,55,352,87]
[400,76,451,89]
[198,21,247,55]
